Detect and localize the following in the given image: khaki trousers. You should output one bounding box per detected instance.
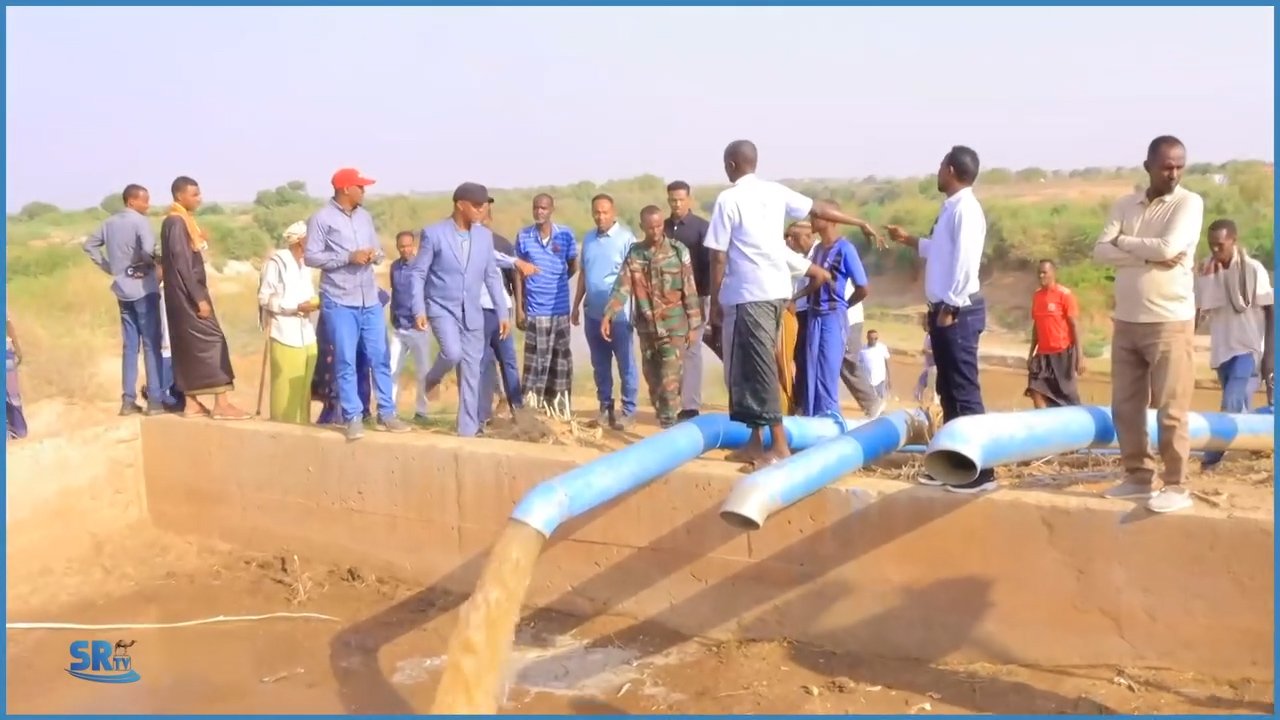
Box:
[1110,319,1196,487]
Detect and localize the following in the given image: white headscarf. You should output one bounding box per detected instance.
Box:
[282,221,307,245]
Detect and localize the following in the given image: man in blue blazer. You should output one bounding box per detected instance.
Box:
[410,182,510,437]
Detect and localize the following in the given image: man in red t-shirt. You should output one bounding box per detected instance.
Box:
[1026,260,1085,407]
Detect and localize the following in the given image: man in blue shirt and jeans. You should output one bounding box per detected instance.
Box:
[83,183,171,416]
[305,168,410,440]
[572,193,639,430]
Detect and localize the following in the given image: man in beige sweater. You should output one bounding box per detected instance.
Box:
[1092,135,1205,514]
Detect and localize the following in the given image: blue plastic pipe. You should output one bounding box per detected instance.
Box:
[509,412,866,539]
[924,405,1276,486]
[718,409,927,531]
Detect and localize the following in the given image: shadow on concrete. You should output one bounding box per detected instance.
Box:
[774,576,1108,714]
[328,479,973,713]
[516,484,976,691]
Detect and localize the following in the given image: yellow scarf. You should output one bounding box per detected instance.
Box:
[167,203,207,252]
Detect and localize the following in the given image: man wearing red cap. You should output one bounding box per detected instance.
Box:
[304,168,410,441]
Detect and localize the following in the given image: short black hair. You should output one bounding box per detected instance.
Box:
[1038,258,1056,267]
[1147,135,1185,162]
[122,184,147,204]
[591,193,614,207]
[945,146,980,184]
[171,176,198,198]
[724,139,759,168]
[1208,218,1238,237]
[666,180,691,194]
[532,192,554,206]
[868,328,878,335]
[395,230,416,242]
[640,205,663,222]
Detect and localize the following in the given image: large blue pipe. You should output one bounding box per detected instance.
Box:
[509,412,865,538]
[924,405,1276,486]
[718,409,929,532]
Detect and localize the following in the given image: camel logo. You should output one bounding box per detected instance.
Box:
[67,640,140,684]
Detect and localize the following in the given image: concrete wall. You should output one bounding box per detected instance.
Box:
[139,417,1273,679]
[7,420,149,613]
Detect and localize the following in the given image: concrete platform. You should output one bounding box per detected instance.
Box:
[9,416,1275,680]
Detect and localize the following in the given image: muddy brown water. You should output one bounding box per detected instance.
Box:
[430,520,547,714]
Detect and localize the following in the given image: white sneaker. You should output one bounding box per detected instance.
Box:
[1147,487,1193,514]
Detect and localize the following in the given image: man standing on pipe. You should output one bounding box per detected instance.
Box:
[1194,218,1274,469]
[887,146,996,495]
[1092,136,1204,514]
[707,139,881,471]
[1025,259,1085,408]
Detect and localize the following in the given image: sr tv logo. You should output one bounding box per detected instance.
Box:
[67,640,141,683]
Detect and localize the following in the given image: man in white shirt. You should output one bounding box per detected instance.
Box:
[1092,136,1204,514]
[859,329,891,399]
[707,139,880,470]
[887,145,994,494]
[1195,218,1273,468]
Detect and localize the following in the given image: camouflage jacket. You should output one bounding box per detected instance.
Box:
[603,238,702,339]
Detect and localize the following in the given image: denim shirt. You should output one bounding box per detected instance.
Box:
[303,199,383,308]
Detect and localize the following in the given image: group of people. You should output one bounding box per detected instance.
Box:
[61,136,1272,517]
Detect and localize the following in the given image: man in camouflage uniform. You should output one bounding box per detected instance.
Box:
[601,205,702,428]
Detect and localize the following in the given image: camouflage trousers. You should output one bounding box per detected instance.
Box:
[639,335,685,427]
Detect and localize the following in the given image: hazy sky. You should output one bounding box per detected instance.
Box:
[5,6,1274,211]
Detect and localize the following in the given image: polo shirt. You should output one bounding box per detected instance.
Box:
[582,222,635,320]
[515,223,577,317]
[1031,284,1079,355]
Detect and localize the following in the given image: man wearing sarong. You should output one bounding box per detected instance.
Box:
[257,221,319,424]
[514,193,577,419]
[600,206,702,429]
[793,213,870,416]
[1195,218,1274,468]
[707,140,881,470]
[1025,259,1084,408]
[160,176,250,420]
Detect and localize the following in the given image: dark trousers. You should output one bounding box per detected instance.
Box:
[929,296,992,481]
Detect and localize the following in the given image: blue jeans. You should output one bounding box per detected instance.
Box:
[1203,353,1257,465]
[584,314,638,416]
[321,296,395,423]
[929,296,992,481]
[119,294,164,406]
[480,309,522,422]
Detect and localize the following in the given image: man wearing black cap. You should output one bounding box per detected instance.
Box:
[409,182,510,437]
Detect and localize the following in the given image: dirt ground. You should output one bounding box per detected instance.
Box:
[6,528,1274,715]
[6,325,1274,714]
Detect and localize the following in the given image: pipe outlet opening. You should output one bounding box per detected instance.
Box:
[923,449,981,486]
[719,509,763,532]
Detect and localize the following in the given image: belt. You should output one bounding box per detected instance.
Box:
[927,292,983,313]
